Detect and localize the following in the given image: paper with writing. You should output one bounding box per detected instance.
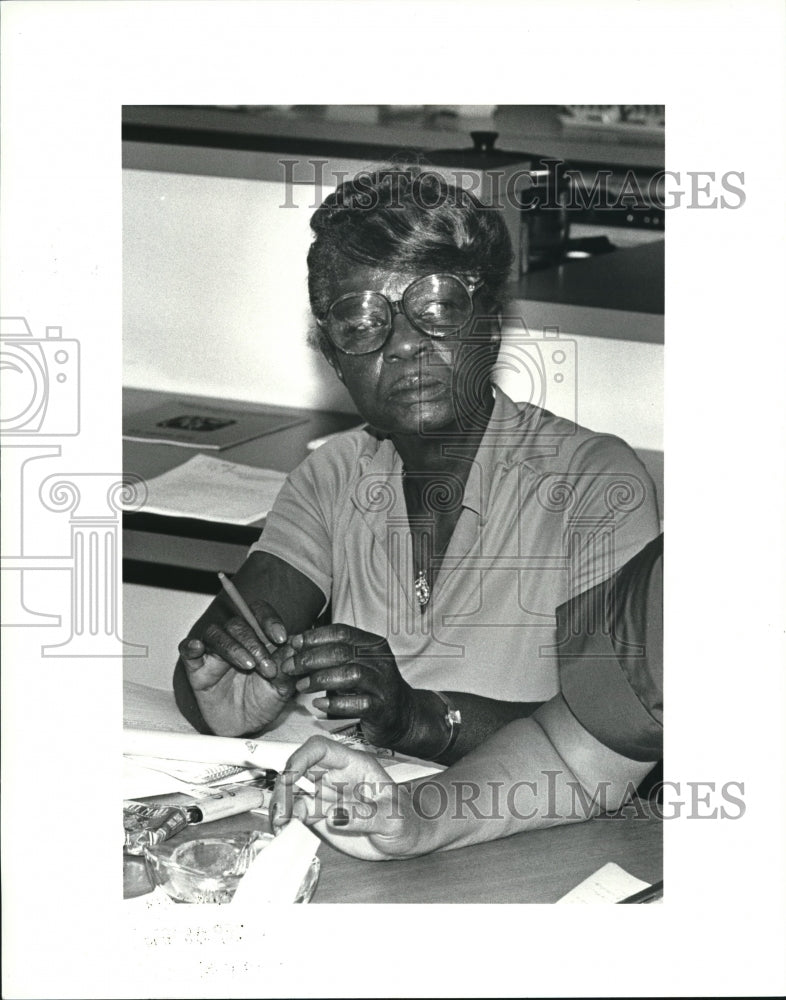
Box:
[131,453,287,525]
[557,862,651,903]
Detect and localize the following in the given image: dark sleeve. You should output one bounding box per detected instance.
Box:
[556,534,663,761]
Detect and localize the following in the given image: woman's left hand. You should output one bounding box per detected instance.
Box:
[269,736,418,861]
[278,624,416,748]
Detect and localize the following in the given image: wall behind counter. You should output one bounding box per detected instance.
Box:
[123,166,357,414]
[124,166,662,462]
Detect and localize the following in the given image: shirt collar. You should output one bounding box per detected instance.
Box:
[349,387,528,523]
[462,386,524,519]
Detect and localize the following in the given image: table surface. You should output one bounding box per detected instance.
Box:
[312,810,662,904]
[130,806,662,905]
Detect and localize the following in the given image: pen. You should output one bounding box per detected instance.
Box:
[218,571,275,655]
[184,780,276,824]
[618,879,664,904]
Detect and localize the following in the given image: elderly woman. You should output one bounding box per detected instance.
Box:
[175,166,660,764]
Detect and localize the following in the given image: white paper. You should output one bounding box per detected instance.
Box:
[123,680,197,734]
[384,760,442,782]
[231,819,320,906]
[557,862,652,904]
[132,453,287,525]
[123,724,443,788]
[123,729,304,772]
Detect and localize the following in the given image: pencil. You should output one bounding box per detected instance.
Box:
[617,879,664,904]
[218,571,275,655]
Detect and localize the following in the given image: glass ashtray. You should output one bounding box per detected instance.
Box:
[143,829,320,904]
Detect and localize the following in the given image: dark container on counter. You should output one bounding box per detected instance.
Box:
[427,131,538,278]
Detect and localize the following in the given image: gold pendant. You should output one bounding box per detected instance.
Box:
[414,570,430,608]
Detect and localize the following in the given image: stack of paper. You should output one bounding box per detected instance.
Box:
[130,453,288,525]
[123,680,442,799]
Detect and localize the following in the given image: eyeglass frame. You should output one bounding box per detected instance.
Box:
[316,272,483,356]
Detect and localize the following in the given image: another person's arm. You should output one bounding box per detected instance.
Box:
[271,696,656,859]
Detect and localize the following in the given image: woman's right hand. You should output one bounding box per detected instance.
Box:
[178,599,296,736]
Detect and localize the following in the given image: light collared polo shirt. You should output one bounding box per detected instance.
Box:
[252,389,661,702]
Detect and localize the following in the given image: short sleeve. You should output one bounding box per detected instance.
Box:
[561,433,661,597]
[248,427,379,604]
[249,454,335,602]
[557,533,663,761]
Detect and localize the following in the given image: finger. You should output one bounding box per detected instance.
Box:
[317,694,373,717]
[291,794,312,826]
[279,642,354,677]
[257,643,294,685]
[288,624,380,653]
[269,673,296,699]
[247,600,288,647]
[216,588,286,653]
[269,736,333,827]
[178,638,236,690]
[293,663,365,694]
[275,646,297,678]
[256,659,278,682]
[225,618,277,674]
[178,637,206,672]
[202,622,258,672]
[269,773,326,832]
[326,800,392,835]
[281,736,360,785]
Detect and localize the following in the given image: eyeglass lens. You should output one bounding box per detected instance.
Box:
[327,274,473,355]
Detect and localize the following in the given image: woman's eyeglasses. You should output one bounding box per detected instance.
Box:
[319,273,480,356]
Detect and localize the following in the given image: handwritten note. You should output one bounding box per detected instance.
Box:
[132,453,287,525]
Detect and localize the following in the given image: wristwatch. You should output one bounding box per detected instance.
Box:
[433,690,462,758]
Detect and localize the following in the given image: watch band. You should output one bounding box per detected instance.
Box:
[432,690,462,758]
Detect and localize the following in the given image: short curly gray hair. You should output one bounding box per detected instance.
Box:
[306,165,513,360]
